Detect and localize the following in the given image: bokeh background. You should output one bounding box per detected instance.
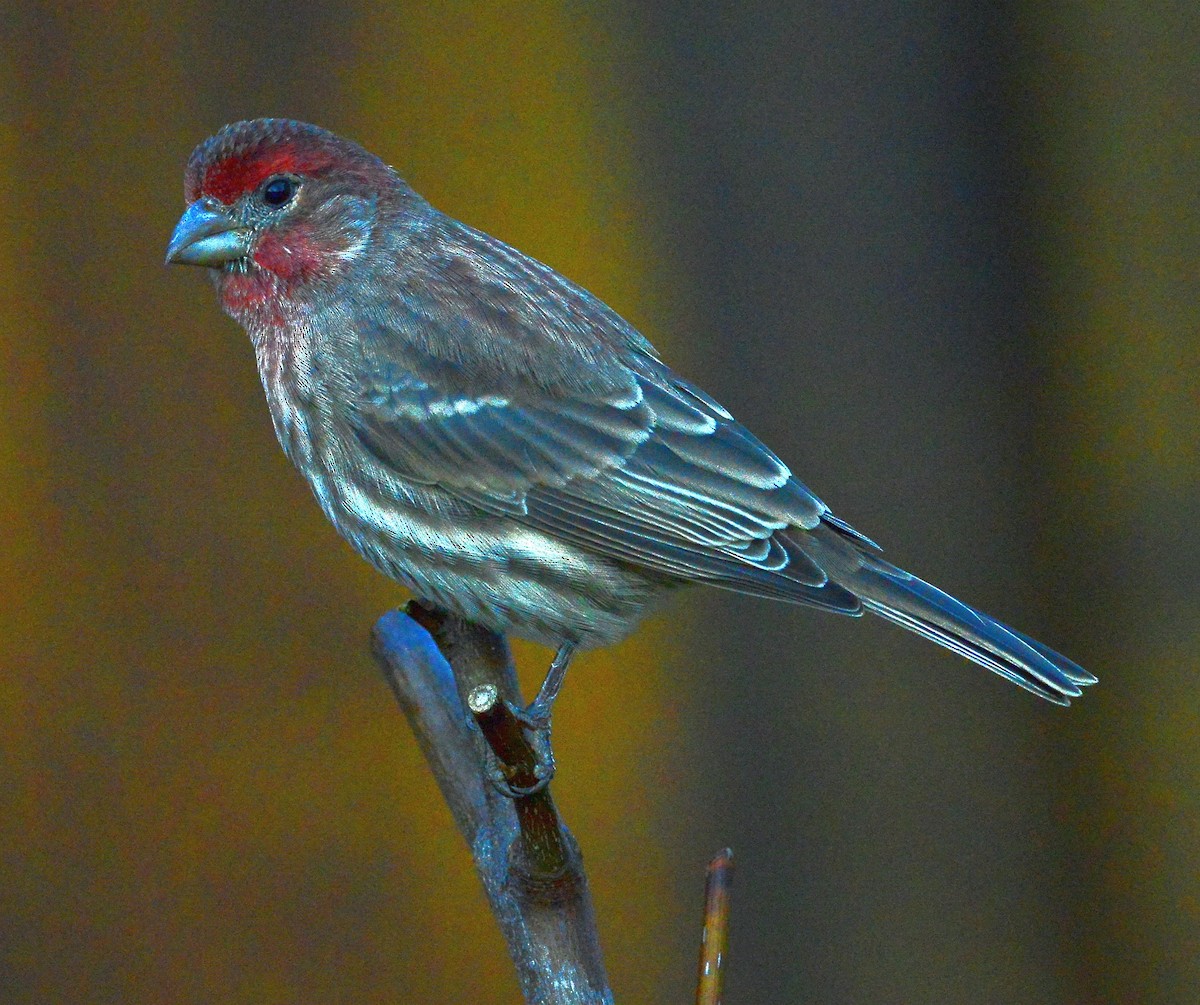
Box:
[2,3,1196,1002]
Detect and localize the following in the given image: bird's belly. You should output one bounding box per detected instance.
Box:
[316,466,666,647]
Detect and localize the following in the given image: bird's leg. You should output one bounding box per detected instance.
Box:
[524,642,577,729]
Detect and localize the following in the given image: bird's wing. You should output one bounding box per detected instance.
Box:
[347,224,856,607]
[352,364,859,607]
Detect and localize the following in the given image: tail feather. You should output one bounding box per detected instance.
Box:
[849,559,1096,705]
[729,521,1096,705]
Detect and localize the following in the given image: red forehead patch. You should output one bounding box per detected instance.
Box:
[184,119,386,207]
[192,143,336,205]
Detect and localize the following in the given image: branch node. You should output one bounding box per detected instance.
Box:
[468,682,500,714]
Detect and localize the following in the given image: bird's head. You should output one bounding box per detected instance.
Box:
[166,119,412,315]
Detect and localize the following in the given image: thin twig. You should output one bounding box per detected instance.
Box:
[696,848,735,1005]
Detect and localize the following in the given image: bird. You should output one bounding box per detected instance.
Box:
[167,117,1095,725]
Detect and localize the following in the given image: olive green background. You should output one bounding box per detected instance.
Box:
[2,3,1196,1002]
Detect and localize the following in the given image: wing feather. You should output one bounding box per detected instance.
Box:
[346,215,837,597]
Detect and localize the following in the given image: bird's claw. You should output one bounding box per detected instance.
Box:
[480,699,556,799]
[485,764,553,799]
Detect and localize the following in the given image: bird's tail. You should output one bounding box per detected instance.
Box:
[838,553,1096,704]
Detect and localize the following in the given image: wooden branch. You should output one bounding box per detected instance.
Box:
[371,604,613,1005]
[373,604,739,1002]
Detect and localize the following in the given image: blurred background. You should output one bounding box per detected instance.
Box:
[1,3,1196,1002]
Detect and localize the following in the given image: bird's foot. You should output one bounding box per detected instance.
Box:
[479,643,576,799]
[483,712,556,799]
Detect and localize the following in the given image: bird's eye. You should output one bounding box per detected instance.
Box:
[262,176,296,207]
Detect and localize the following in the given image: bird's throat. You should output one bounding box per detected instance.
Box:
[216,266,289,328]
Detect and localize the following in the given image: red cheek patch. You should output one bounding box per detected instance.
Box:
[253,227,327,284]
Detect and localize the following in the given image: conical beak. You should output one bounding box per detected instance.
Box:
[165,199,252,267]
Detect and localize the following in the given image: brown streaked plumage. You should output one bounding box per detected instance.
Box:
[167,119,1096,707]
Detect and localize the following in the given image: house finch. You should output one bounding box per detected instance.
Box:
[167,118,1095,718]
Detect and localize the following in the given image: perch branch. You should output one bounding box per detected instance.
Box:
[372,604,612,1005]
